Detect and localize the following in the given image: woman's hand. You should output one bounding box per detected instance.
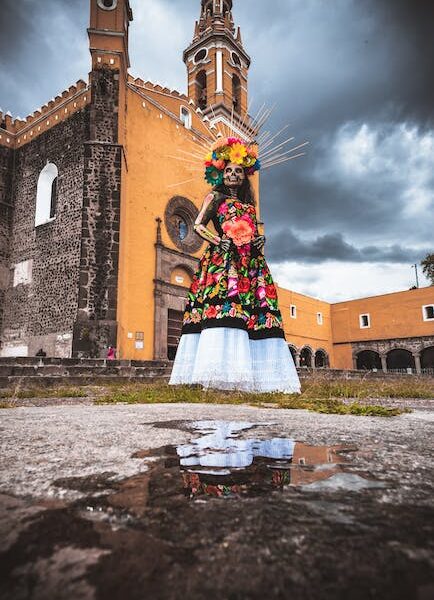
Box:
[252,235,266,253]
[219,237,231,253]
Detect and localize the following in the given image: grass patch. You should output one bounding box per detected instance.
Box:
[299,378,434,400]
[0,401,13,409]
[94,383,408,417]
[0,387,89,399]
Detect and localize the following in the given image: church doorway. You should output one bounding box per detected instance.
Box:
[167,309,184,360]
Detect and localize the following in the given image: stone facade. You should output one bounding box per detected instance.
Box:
[154,220,199,360]
[0,66,124,359]
[73,68,122,358]
[0,110,88,357]
[351,335,434,373]
[0,145,14,341]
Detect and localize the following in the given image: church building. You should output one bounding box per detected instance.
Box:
[0,0,432,373]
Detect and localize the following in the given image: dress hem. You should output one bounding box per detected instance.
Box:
[182,319,286,340]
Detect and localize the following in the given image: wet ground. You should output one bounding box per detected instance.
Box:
[0,403,433,600]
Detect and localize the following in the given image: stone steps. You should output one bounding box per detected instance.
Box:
[0,359,173,391]
[0,358,431,394]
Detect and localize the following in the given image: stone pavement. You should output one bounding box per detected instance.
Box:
[0,403,433,600]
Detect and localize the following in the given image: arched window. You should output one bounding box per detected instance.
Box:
[196,70,207,110]
[204,1,213,16]
[232,74,241,113]
[35,163,58,227]
[180,106,192,129]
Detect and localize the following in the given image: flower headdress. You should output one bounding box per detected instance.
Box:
[203,137,261,186]
[168,104,308,189]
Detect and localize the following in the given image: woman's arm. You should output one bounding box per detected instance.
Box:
[194,193,230,251]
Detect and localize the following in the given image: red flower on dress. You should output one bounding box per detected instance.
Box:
[241,255,249,268]
[206,273,214,287]
[205,305,217,319]
[266,284,277,299]
[222,217,254,247]
[238,277,251,293]
[247,315,257,329]
[191,279,199,294]
[212,254,224,266]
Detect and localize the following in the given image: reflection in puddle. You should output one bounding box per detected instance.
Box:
[175,421,363,498]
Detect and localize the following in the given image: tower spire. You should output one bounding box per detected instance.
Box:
[184,0,251,136]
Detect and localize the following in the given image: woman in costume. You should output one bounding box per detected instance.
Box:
[169,137,301,394]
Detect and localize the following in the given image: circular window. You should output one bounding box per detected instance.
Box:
[97,0,117,10]
[165,196,203,253]
[231,52,242,67]
[194,48,208,64]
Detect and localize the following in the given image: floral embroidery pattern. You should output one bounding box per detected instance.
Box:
[183,197,284,338]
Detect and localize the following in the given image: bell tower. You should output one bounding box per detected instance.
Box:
[88,0,133,74]
[184,0,251,135]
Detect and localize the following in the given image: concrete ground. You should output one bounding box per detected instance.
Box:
[0,402,433,600]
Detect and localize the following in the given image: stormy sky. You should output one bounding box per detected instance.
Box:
[1,0,433,301]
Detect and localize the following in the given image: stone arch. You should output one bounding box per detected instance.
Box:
[386,348,415,371]
[170,265,194,288]
[356,349,382,370]
[196,70,207,110]
[315,348,329,368]
[421,346,434,369]
[288,344,297,363]
[35,162,58,227]
[300,346,313,368]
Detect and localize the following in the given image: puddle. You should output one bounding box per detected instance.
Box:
[172,420,371,498]
[52,421,383,512]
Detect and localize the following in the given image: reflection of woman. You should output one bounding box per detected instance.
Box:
[169,138,300,393]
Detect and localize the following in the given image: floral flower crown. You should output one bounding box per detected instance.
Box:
[204,137,261,186]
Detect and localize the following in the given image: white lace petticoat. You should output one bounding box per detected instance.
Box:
[169,327,301,394]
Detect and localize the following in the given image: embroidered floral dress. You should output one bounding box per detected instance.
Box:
[170,195,301,393]
[183,197,284,339]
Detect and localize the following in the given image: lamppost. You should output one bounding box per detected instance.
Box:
[412,264,420,288]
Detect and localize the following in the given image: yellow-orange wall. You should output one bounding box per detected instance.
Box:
[117,85,259,359]
[331,287,434,343]
[277,286,334,360]
[331,287,434,369]
[117,87,432,366]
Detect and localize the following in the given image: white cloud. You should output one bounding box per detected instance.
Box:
[311,121,434,245]
[270,260,427,303]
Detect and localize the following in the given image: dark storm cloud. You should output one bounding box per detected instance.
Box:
[0,0,88,117]
[266,229,430,265]
[1,0,432,278]
[241,0,434,265]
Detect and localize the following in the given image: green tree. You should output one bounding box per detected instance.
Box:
[421,253,434,285]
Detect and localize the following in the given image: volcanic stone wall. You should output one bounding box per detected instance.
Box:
[1,109,89,357]
[0,145,14,341]
[73,67,122,357]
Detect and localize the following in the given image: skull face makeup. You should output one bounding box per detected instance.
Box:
[223,162,246,191]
